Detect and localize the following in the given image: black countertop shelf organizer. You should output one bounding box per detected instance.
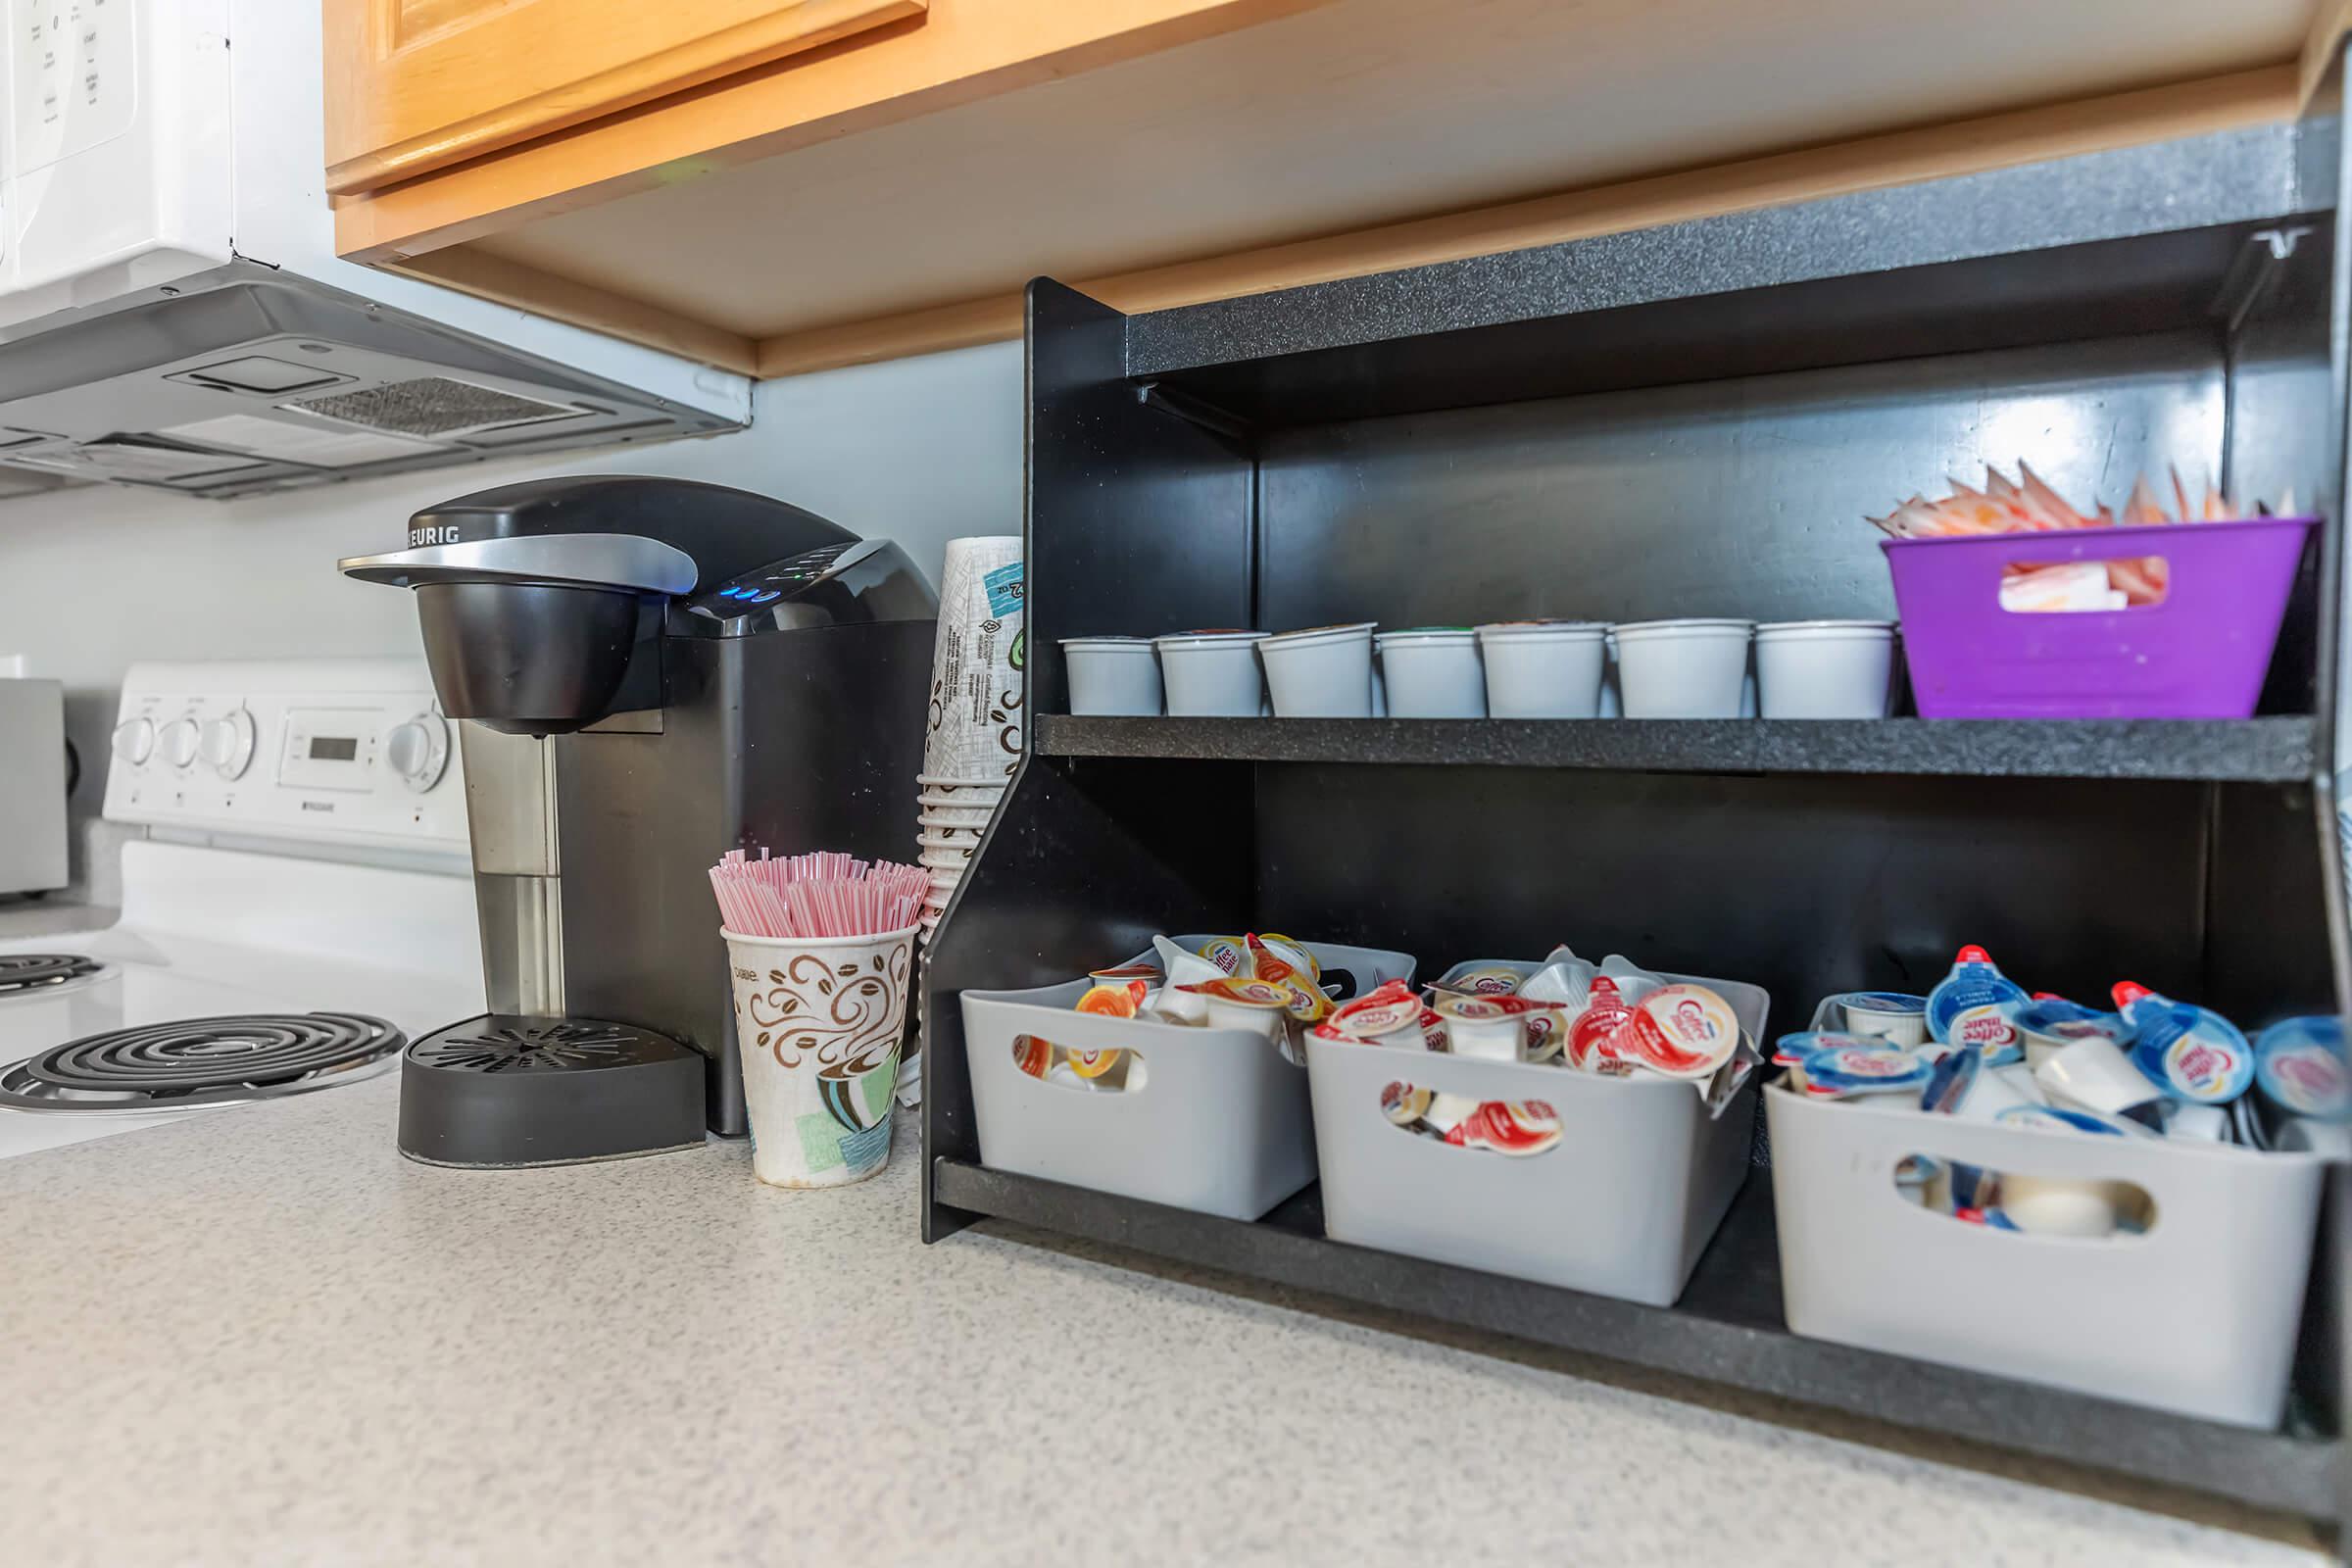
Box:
[923,93,2352,1528]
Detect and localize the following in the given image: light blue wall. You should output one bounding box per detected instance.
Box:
[0,340,1026,848]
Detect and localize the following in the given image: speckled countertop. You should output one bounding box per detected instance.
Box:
[0,1079,2328,1567]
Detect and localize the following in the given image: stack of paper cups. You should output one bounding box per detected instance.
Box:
[917,537,1022,936]
[924,537,1025,784]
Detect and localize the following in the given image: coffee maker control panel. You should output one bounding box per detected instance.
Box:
[105,661,469,853]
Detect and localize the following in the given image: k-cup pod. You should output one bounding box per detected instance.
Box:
[1175,978,1292,1041]
[1060,636,1164,716]
[1925,946,2028,1046]
[1475,620,1608,718]
[2111,982,2253,1105]
[1607,984,1740,1079]
[1430,993,1567,1062]
[1154,630,1266,717]
[1754,620,1896,719]
[1374,628,1487,718]
[1612,618,1753,719]
[1258,622,1378,717]
[2034,1035,2172,1119]
[2008,995,2135,1070]
[1835,992,1929,1047]
[2255,1016,2350,1122]
[1793,1043,1930,1099]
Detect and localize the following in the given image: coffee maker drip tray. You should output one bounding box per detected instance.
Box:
[397,1014,707,1167]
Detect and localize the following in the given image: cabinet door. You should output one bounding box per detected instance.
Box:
[323,0,926,195]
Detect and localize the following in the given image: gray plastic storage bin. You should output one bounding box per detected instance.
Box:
[1307,969,1768,1305]
[959,938,1417,1220]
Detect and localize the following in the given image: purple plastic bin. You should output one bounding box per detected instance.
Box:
[1883,516,2317,719]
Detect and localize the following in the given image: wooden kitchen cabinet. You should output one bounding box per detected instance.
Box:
[322,0,926,194]
[326,0,2338,379]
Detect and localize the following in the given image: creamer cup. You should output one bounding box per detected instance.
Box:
[1835,991,1928,1047]
[2034,1034,2173,1119]
[1438,961,1525,997]
[1956,1061,2042,1123]
[2007,995,2134,1069]
[1795,1043,1930,1099]
[1994,1102,2140,1138]
[1454,1100,1563,1156]
[2112,982,2253,1104]
[1150,936,1226,1022]
[1607,984,1740,1079]
[1327,981,1427,1046]
[1919,1045,1982,1114]
[1925,946,2028,1046]
[1196,934,1252,976]
[1773,1029,1877,1067]
[2254,1016,2350,1121]
[1566,977,1635,1070]
[1423,1091,1481,1136]
[1380,1080,1435,1125]
[1176,978,1292,1041]
[1431,992,1567,1062]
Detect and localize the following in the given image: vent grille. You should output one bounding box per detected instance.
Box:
[287,377,577,437]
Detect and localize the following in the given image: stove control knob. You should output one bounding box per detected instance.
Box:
[111,717,155,766]
[387,713,449,793]
[160,715,201,770]
[201,708,256,780]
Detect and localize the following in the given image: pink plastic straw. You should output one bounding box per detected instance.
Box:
[708,847,928,938]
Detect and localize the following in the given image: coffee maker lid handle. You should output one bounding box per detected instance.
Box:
[339,533,699,594]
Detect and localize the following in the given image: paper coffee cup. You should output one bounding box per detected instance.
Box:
[925,537,1025,779]
[724,924,916,1188]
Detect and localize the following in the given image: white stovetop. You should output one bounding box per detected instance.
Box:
[0,838,482,1158]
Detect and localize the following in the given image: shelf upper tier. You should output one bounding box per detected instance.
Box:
[1120,121,2331,423]
[1034,714,2319,783]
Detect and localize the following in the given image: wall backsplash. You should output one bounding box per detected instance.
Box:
[0,340,1024,900]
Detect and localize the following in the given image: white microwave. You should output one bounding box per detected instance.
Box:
[0,0,746,498]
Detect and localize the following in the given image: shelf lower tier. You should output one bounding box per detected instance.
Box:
[932,1158,2338,1519]
[1035,715,2318,782]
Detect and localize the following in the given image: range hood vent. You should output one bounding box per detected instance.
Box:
[0,266,739,499]
[286,376,586,438]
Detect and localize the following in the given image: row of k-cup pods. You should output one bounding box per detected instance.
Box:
[1062,619,1895,720]
[1777,946,2349,1236]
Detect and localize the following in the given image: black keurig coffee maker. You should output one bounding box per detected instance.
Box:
[341,476,937,1165]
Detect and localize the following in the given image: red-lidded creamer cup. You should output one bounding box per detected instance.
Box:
[1605,984,1740,1079]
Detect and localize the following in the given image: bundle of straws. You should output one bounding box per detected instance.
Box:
[708,849,930,939]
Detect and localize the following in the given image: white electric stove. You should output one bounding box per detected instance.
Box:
[0,660,483,1158]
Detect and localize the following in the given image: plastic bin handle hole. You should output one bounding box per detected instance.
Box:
[1382,1079,1559,1158]
[1997,554,2168,614]
[1011,1034,1150,1095]
[1892,1150,2155,1242]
